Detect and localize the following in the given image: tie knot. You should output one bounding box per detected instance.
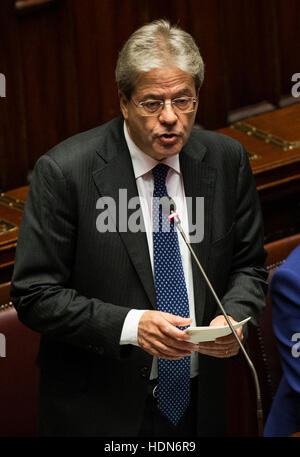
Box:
[152,163,169,193]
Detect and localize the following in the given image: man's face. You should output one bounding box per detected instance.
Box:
[119,67,198,160]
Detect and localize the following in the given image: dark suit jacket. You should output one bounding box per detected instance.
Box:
[264,245,300,437]
[11,115,267,436]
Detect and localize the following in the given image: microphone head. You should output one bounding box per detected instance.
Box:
[160,195,176,215]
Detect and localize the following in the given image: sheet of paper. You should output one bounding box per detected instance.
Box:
[186,317,251,343]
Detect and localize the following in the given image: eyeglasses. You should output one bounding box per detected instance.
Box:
[132,96,198,116]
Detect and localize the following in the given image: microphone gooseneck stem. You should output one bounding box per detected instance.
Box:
[172,213,264,437]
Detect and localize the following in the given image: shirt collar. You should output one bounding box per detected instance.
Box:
[123,122,181,179]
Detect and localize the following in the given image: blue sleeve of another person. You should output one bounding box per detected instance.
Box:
[264,245,300,437]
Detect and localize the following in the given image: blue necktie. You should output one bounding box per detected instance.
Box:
[152,163,191,426]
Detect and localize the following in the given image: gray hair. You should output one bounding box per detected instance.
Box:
[115,19,205,98]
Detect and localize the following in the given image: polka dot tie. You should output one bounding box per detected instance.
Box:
[152,163,190,426]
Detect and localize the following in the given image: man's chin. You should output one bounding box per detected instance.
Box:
[152,142,183,160]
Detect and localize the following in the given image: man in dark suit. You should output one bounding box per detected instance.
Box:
[11,19,267,437]
[264,245,300,437]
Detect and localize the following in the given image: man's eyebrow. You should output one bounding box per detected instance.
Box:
[140,93,162,100]
[140,89,194,100]
[173,89,194,97]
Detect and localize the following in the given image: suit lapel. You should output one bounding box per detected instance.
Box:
[180,133,217,325]
[92,119,156,308]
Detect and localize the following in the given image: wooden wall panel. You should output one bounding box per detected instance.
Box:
[276,0,300,98]
[16,0,79,170]
[0,0,29,189]
[71,0,118,130]
[188,0,229,128]
[219,0,281,113]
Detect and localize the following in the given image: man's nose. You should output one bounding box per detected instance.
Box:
[158,101,178,124]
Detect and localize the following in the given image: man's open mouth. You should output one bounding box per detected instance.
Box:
[158,133,179,146]
[161,133,177,139]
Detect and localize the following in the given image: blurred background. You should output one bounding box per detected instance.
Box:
[0,0,299,191]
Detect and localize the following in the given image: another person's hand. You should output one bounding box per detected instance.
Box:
[138,310,199,360]
[196,315,243,358]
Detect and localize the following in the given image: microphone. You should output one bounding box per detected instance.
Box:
[161,195,264,437]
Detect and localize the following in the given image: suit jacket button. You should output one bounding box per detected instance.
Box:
[140,366,149,378]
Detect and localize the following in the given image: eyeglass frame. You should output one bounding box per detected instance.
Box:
[131,96,198,117]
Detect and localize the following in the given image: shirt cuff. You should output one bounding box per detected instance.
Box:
[119,309,147,346]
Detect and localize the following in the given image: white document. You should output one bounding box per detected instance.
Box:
[186,317,251,343]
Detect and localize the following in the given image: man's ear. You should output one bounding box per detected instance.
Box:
[119,91,129,120]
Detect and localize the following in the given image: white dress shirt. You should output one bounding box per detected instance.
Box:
[120,122,199,378]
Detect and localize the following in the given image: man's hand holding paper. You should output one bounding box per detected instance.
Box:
[195,315,245,358]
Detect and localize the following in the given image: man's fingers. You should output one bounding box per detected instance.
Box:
[197,338,240,358]
[214,327,244,344]
[197,340,240,357]
[140,335,194,359]
[150,340,193,359]
[162,313,193,335]
[196,315,243,358]
[140,310,192,341]
[164,312,193,326]
[138,310,197,359]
